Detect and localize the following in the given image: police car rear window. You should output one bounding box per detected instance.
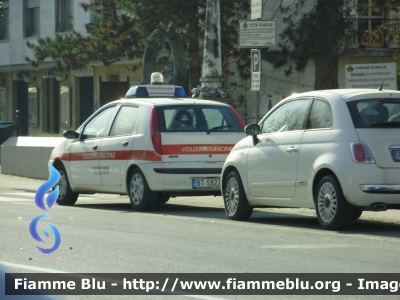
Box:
[157,105,242,133]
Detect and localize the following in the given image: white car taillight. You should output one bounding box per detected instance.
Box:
[350,142,375,164]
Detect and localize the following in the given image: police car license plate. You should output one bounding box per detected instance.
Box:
[192,178,220,189]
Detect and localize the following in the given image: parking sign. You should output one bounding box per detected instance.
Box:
[251,49,261,72]
[251,49,261,91]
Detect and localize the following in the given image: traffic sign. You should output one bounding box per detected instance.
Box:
[251,72,261,92]
[251,49,261,73]
[251,49,261,92]
[251,0,262,20]
[239,20,276,48]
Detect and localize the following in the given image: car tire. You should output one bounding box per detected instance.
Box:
[55,165,79,206]
[352,209,363,221]
[223,170,253,220]
[157,193,170,204]
[128,168,157,211]
[315,175,354,230]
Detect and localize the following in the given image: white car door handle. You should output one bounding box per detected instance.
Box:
[92,145,98,150]
[122,141,129,147]
[286,147,298,153]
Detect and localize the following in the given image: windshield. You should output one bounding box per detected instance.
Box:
[347,98,400,128]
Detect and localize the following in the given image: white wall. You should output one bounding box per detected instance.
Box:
[74,0,92,36]
[0,0,91,68]
[1,137,64,180]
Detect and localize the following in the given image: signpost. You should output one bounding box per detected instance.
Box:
[239,1,276,122]
[344,63,397,90]
[251,49,261,122]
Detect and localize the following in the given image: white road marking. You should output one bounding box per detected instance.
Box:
[2,192,93,200]
[0,261,69,273]
[257,244,358,249]
[0,196,31,202]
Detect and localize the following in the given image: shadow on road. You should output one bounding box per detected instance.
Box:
[74,200,400,240]
[249,211,400,239]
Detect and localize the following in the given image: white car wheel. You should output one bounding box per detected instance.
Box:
[225,177,239,215]
[223,170,253,220]
[315,175,354,230]
[317,181,337,223]
[128,168,156,211]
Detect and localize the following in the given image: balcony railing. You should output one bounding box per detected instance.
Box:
[350,17,398,49]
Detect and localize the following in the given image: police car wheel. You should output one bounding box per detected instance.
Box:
[128,168,157,211]
[223,170,253,220]
[55,165,79,206]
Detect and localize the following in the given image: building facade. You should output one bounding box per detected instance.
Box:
[0,0,398,135]
[224,0,399,123]
[0,0,149,136]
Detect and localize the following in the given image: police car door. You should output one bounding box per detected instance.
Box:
[99,105,139,186]
[69,106,116,186]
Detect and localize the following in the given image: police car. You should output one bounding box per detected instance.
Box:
[49,73,246,211]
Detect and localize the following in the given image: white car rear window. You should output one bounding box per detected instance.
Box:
[347,98,400,128]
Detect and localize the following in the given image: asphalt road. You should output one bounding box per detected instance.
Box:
[0,174,400,300]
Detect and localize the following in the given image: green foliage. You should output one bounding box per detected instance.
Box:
[25,0,251,88]
[116,0,251,82]
[262,0,355,89]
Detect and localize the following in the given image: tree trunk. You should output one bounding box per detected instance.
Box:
[188,38,201,93]
[314,54,339,90]
[313,0,344,90]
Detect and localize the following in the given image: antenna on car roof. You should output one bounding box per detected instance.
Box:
[378,78,384,91]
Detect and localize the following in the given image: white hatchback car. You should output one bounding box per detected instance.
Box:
[221,89,400,230]
[49,84,246,211]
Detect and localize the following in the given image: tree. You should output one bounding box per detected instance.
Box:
[25,0,250,90]
[262,0,355,90]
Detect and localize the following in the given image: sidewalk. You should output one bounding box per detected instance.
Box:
[0,172,400,224]
[0,172,44,192]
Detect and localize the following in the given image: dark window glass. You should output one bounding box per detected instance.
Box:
[82,106,116,139]
[307,99,333,129]
[25,0,40,37]
[109,106,138,136]
[347,98,400,128]
[260,99,310,134]
[56,0,74,32]
[157,105,242,133]
[0,1,9,40]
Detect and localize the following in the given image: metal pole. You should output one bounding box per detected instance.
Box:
[15,110,20,136]
[256,91,260,123]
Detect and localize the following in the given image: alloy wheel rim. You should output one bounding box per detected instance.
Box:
[58,171,67,200]
[317,182,337,223]
[130,174,144,205]
[225,177,239,214]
